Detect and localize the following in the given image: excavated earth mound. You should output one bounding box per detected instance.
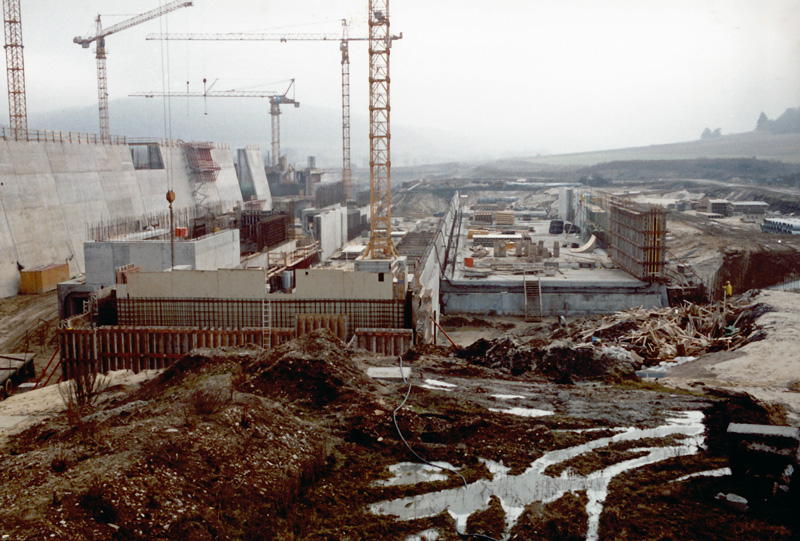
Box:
[241,329,379,408]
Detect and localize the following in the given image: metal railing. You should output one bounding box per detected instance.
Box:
[0,127,129,145]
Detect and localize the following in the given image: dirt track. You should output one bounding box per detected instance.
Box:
[0,291,60,386]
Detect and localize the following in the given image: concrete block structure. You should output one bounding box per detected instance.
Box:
[700,198,730,216]
[0,136,259,298]
[84,229,240,287]
[728,201,768,215]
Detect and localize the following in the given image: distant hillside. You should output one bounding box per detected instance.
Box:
[756,107,800,135]
[26,98,490,169]
[502,131,800,168]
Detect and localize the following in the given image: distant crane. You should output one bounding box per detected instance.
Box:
[146,21,402,199]
[73,0,193,141]
[130,80,299,165]
[2,0,27,139]
[268,80,300,167]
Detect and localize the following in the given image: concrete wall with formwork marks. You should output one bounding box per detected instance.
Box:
[135,144,194,213]
[0,140,79,297]
[84,229,240,287]
[0,138,249,298]
[314,205,347,260]
[209,145,245,208]
[245,147,272,210]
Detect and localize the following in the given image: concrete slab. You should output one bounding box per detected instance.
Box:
[367,367,412,380]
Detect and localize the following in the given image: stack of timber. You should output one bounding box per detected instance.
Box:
[578,297,761,361]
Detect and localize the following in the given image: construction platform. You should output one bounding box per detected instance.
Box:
[442,217,664,317]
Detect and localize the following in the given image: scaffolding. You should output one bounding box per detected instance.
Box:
[184,142,221,183]
[609,198,667,282]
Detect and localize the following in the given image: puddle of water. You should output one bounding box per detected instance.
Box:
[423,379,456,387]
[370,411,705,540]
[637,356,697,378]
[405,528,439,541]
[553,427,627,434]
[480,458,510,480]
[488,407,554,418]
[491,394,525,400]
[375,462,458,487]
[421,379,457,392]
[673,467,732,483]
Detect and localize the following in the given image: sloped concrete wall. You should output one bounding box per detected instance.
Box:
[314,205,347,260]
[0,139,249,298]
[245,147,271,210]
[135,145,194,213]
[0,140,79,297]
[210,146,245,208]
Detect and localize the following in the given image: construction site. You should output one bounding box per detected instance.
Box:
[1,1,800,540]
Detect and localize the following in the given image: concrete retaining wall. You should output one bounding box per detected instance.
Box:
[412,193,456,343]
[0,139,249,298]
[85,230,240,287]
[442,279,666,316]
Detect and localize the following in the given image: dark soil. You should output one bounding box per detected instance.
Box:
[0,329,795,539]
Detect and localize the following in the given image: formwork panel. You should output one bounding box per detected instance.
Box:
[116,298,405,341]
[609,199,666,282]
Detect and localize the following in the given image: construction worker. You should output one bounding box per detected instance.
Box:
[723,281,733,298]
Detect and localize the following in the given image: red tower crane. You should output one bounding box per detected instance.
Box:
[73,0,193,141]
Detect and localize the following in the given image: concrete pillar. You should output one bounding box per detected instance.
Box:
[553,241,560,258]
[524,238,532,257]
[538,240,545,257]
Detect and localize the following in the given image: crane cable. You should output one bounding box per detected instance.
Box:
[158,1,174,192]
[393,355,504,541]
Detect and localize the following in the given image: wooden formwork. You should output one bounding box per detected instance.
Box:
[349,328,414,356]
[58,326,295,380]
[609,198,666,282]
[296,314,347,342]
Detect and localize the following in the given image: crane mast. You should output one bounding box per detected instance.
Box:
[365,0,395,259]
[74,1,193,141]
[340,20,352,199]
[269,80,300,167]
[2,0,26,140]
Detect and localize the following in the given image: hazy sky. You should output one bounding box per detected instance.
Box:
[5,0,800,157]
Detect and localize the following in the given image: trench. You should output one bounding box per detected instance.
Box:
[715,246,800,297]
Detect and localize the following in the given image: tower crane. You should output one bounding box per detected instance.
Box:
[146,21,402,200]
[130,81,299,164]
[268,80,299,168]
[2,0,27,139]
[73,0,193,141]
[365,0,395,259]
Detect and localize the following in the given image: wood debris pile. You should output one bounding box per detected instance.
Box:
[576,296,768,362]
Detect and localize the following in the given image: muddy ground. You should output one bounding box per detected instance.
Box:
[0,315,796,540]
[0,290,60,383]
